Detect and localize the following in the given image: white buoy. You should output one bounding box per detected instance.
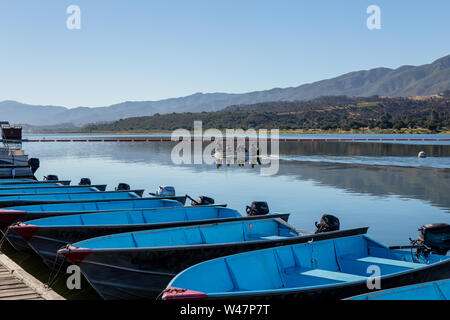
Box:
[418,151,427,158]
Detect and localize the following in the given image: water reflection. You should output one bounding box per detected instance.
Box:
[23,140,450,211]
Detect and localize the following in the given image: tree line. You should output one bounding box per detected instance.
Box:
[83,95,450,133]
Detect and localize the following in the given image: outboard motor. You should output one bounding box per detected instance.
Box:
[416,223,450,255]
[155,186,175,197]
[191,196,215,206]
[44,174,59,181]
[79,178,91,186]
[246,201,269,216]
[28,158,40,174]
[116,183,131,191]
[315,214,340,234]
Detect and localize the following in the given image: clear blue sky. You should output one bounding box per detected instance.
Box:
[0,0,449,108]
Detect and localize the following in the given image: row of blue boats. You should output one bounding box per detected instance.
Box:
[0,176,449,300]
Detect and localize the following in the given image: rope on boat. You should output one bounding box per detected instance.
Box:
[0,228,10,252]
[45,248,66,290]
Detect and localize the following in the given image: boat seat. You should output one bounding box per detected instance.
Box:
[299,269,367,282]
[355,257,423,269]
[260,236,289,241]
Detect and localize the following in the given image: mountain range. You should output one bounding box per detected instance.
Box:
[1,55,449,127]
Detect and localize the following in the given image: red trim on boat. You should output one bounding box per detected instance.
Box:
[0,209,27,227]
[9,223,39,241]
[58,246,92,265]
[162,287,208,300]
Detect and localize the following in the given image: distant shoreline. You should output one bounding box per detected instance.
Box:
[25,128,450,135]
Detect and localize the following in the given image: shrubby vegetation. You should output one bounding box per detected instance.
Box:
[84,96,450,133]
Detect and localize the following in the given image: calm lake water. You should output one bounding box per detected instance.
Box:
[3,133,448,299]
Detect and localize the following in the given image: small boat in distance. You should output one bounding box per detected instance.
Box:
[347,279,450,300]
[10,206,290,266]
[1,121,22,141]
[58,220,367,300]
[162,235,450,300]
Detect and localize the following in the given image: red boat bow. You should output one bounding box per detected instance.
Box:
[9,222,39,241]
[58,245,92,265]
[162,287,208,300]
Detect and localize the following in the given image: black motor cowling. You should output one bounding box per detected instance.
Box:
[116,183,131,191]
[246,201,269,216]
[79,178,91,186]
[315,214,340,234]
[191,196,215,206]
[418,223,450,255]
[28,158,40,174]
[44,174,59,181]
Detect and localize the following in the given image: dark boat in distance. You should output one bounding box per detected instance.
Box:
[10,206,290,266]
[58,219,368,300]
[1,121,22,141]
[162,234,450,300]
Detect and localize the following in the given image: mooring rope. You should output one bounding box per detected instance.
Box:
[45,251,66,290]
[0,228,10,252]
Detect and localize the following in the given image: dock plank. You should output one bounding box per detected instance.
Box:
[0,253,64,300]
[0,293,42,300]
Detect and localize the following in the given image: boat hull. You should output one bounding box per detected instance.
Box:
[66,227,369,300]
[11,213,292,266]
[0,186,105,196]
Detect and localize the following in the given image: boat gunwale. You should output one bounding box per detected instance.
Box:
[18,212,290,230]
[0,180,71,185]
[0,194,190,208]
[14,203,225,216]
[0,184,107,191]
[61,226,369,254]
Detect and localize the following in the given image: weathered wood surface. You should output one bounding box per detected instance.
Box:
[0,253,64,300]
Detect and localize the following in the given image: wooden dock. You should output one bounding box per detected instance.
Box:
[0,253,64,300]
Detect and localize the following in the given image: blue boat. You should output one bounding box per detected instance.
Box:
[57,220,367,300]
[0,179,71,186]
[0,179,35,183]
[0,198,184,229]
[162,235,450,300]
[0,184,106,192]
[0,189,145,208]
[347,279,450,300]
[0,185,106,196]
[10,206,290,267]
